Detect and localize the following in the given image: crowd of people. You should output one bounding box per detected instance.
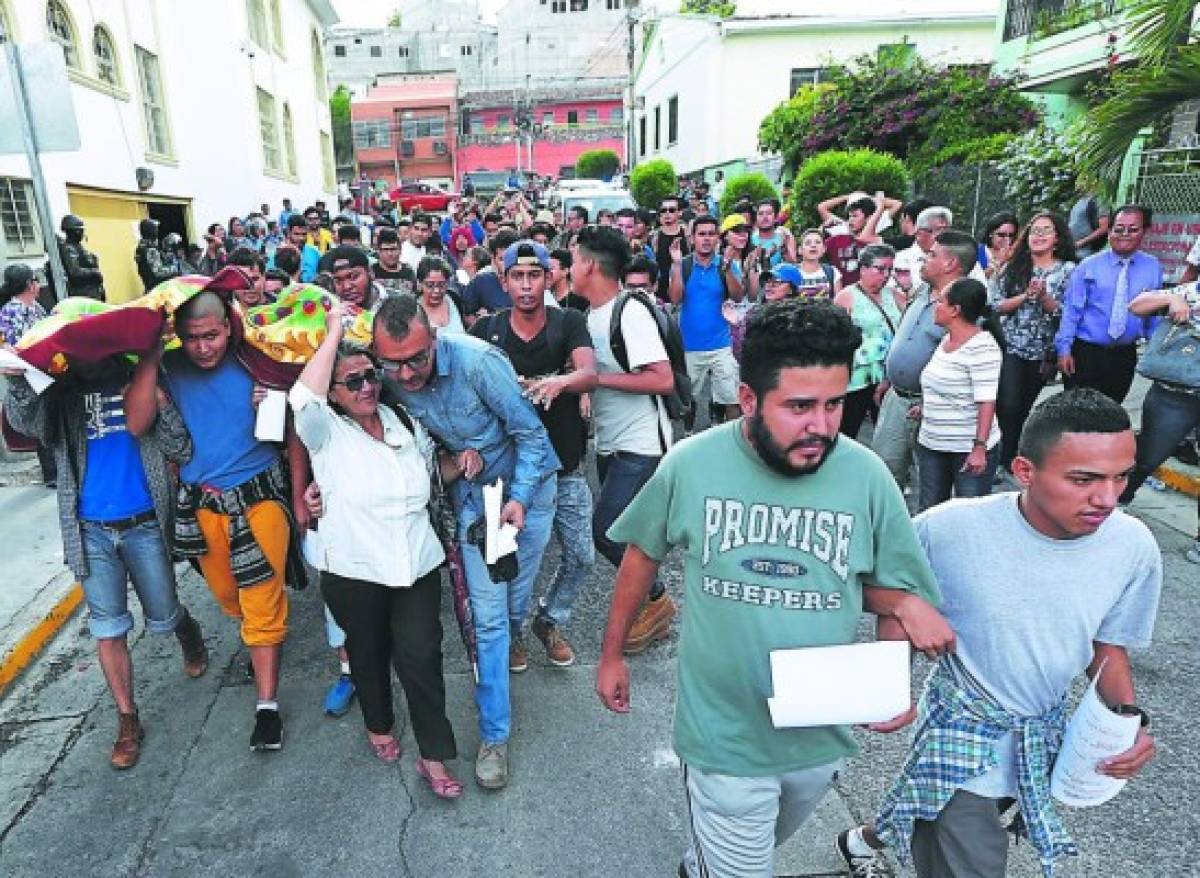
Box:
[1,177,1196,877]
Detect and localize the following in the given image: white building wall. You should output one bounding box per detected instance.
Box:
[633,10,997,175]
[0,0,335,263]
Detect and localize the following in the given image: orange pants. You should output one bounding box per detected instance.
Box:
[196,500,289,647]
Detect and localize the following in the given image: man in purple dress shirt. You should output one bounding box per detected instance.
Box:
[1055,205,1162,403]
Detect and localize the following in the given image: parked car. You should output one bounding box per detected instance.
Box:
[559,187,636,224]
[389,181,458,213]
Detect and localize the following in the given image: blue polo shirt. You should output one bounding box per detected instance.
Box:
[679,256,731,352]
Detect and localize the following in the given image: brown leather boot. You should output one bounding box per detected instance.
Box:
[175,613,208,678]
[111,711,143,770]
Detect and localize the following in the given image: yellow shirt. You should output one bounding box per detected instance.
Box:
[307,228,334,253]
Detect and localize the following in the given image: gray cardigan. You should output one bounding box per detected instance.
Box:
[5,375,191,579]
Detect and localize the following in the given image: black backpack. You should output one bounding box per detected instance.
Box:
[608,289,694,425]
[479,307,568,371]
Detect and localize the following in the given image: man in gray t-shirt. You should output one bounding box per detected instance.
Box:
[1068,193,1111,258]
[839,389,1162,878]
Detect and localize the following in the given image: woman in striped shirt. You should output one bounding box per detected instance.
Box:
[913,278,1004,510]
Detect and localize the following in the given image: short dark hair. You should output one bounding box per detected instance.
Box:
[286,214,307,231]
[373,292,430,342]
[740,300,861,398]
[900,197,934,224]
[528,222,555,240]
[488,228,520,256]
[416,255,451,281]
[659,196,681,212]
[568,205,590,223]
[623,254,658,285]
[227,246,265,271]
[549,247,572,269]
[1113,204,1152,227]
[303,207,320,219]
[615,207,636,220]
[337,225,361,243]
[464,245,490,269]
[411,212,432,228]
[756,198,781,214]
[692,215,719,234]
[376,227,400,247]
[934,229,979,277]
[265,268,290,285]
[273,246,300,276]
[575,224,630,281]
[847,197,877,217]
[1018,389,1131,465]
[484,211,504,225]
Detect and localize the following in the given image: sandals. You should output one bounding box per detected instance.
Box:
[368,735,402,763]
[416,758,464,800]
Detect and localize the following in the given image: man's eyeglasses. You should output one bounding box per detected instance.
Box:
[1111,225,1142,236]
[333,368,382,392]
[865,263,895,273]
[422,281,448,291]
[378,349,432,374]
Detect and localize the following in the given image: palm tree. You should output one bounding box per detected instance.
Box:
[1077,0,1200,187]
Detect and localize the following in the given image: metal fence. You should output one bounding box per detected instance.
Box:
[1002,0,1119,41]
[1134,146,1200,213]
[916,163,1010,238]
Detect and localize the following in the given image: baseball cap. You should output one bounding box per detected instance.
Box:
[503,240,550,273]
[720,214,751,234]
[763,263,802,287]
[327,245,370,272]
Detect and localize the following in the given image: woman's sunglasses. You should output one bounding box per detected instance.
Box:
[333,368,382,392]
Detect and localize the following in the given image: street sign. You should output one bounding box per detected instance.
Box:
[0,43,81,155]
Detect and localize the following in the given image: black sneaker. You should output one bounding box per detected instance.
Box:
[835,829,891,877]
[250,709,282,752]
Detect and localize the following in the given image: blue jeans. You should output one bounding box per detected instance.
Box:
[458,474,557,744]
[593,452,661,569]
[80,518,183,640]
[536,470,595,629]
[916,443,1000,512]
[1122,382,1200,501]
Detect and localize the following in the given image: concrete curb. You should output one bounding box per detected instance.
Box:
[1157,460,1200,499]
[0,582,82,696]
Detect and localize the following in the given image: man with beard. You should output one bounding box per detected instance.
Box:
[596,299,949,878]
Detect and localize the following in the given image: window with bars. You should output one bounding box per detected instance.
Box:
[135,47,172,157]
[370,45,382,57]
[585,108,599,125]
[257,87,281,171]
[610,107,623,123]
[268,0,284,53]
[93,26,120,87]
[247,0,270,50]
[352,119,390,148]
[667,95,678,145]
[654,105,661,151]
[789,67,829,95]
[0,178,42,258]
[46,1,80,70]
[542,111,555,126]
[320,131,335,191]
[282,104,297,176]
[333,43,345,56]
[567,110,579,127]
[401,116,445,139]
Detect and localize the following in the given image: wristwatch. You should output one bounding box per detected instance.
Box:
[972,439,987,448]
[1113,704,1151,728]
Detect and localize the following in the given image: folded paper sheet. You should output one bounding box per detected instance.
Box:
[1050,664,1140,808]
[482,479,519,565]
[0,349,53,394]
[767,640,911,728]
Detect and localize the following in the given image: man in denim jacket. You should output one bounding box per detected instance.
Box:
[372,293,559,791]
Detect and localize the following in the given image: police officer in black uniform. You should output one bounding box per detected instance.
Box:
[58,214,106,301]
[134,218,179,293]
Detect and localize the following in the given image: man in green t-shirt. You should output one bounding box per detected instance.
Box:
[596,299,954,878]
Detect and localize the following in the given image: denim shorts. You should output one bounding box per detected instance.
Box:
[80,518,182,639]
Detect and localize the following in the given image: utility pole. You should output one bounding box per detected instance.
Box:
[625,8,637,171]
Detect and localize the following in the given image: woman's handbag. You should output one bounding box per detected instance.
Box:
[1,408,38,453]
[1137,321,1200,389]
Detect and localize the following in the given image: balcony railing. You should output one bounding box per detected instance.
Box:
[458,124,624,147]
[1003,0,1119,41]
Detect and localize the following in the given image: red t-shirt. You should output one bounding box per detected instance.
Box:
[823,233,861,286]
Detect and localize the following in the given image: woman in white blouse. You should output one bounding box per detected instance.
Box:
[289,300,464,798]
[913,278,1004,510]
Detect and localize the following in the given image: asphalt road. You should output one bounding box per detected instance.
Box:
[0,487,1196,877]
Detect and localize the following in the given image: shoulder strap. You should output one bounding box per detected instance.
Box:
[681,254,694,288]
[822,263,835,286]
[859,287,898,334]
[486,309,513,350]
[543,306,568,370]
[609,292,631,373]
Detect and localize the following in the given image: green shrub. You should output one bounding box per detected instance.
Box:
[790,149,910,230]
[575,149,621,180]
[630,158,678,209]
[929,133,1016,168]
[996,124,1081,218]
[718,173,778,217]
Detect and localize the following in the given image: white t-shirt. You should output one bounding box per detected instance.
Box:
[918,332,1002,453]
[916,493,1161,797]
[1186,234,1200,268]
[587,295,673,456]
[400,241,427,272]
[797,263,841,297]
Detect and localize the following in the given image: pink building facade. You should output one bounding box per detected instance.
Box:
[456,96,625,181]
[351,76,458,189]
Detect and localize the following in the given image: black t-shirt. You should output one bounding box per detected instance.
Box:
[554,289,590,312]
[651,228,689,301]
[372,262,417,296]
[470,308,593,473]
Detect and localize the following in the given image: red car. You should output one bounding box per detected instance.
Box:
[389,181,458,213]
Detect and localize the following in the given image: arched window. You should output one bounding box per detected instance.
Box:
[282,103,298,176]
[311,30,327,102]
[45,1,80,70]
[93,25,121,87]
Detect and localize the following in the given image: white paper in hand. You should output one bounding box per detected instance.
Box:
[0,349,54,394]
[254,388,286,442]
[767,640,910,728]
[1050,663,1140,808]
[482,479,519,564]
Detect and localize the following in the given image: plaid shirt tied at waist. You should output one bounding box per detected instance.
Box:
[873,657,1077,877]
[174,460,306,590]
